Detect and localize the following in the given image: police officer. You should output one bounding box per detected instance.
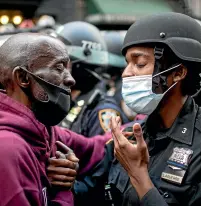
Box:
[109,12,201,206]
[55,21,129,137]
[75,13,201,206]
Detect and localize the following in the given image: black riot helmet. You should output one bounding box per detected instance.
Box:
[102,31,126,77]
[55,21,109,92]
[122,12,201,95]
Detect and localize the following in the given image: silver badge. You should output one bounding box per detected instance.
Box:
[161,147,193,185]
[169,147,193,166]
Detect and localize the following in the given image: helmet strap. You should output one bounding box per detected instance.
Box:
[152,47,169,94]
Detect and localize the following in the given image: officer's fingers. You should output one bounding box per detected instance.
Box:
[110,116,121,137]
[51,181,74,188]
[56,141,73,154]
[47,166,77,177]
[122,131,133,138]
[48,158,76,169]
[111,116,129,147]
[116,116,121,127]
[133,123,146,149]
[48,173,75,182]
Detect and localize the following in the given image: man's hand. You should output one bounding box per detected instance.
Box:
[47,141,79,189]
[110,116,154,199]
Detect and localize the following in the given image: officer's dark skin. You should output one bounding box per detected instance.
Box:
[110,46,188,199]
[2,34,79,188]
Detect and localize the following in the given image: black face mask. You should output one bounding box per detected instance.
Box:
[20,67,71,126]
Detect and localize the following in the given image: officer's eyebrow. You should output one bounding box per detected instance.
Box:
[131,52,149,58]
[125,50,150,63]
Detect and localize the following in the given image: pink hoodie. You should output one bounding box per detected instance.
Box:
[0,92,110,206]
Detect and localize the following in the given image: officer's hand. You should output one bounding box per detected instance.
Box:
[47,141,79,189]
[110,117,153,199]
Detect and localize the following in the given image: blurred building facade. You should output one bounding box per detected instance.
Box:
[0,0,199,30]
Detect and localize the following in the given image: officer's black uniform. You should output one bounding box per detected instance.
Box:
[108,97,201,206]
[75,97,201,206]
[55,22,129,136]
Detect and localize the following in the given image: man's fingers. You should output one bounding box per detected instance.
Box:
[65,152,79,162]
[56,142,79,162]
[56,141,73,154]
[47,166,77,176]
[133,123,145,147]
[56,151,66,159]
[48,158,76,169]
[48,174,75,182]
[51,181,73,188]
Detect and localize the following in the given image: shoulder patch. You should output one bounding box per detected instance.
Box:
[98,109,121,133]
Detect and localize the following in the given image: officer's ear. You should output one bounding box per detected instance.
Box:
[12,67,30,88]
[172,65,187,82]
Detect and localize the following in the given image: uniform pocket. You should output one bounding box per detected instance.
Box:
[108,162,130,193]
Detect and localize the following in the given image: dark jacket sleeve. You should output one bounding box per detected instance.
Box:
[140,188,168,206]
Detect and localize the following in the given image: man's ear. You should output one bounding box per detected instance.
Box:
[12,67,30,88]
[172,65,187,82]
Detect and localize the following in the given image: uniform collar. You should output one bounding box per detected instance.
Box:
[145,97,198,146]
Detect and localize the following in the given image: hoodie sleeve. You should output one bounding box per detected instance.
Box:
[0,134,43,206]
[56,127,112,175]
[49,190,74,206]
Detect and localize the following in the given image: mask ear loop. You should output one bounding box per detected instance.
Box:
[152,64,181,96]
[153,63,182,78]
[163,81,178,95]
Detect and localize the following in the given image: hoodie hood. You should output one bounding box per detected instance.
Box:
[0,91,53,160]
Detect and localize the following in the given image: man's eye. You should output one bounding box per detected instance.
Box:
[56,63,64,71]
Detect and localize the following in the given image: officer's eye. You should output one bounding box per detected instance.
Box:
[136,64,146,69]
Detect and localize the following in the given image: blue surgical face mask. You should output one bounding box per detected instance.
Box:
[122,64,181,115]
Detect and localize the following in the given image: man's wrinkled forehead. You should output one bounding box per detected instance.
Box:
[31,36,68,58]
[28,36,69,68]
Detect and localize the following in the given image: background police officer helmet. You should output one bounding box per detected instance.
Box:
[56,21,109,92]
[102,31,126,75]
[56,21,108,66]
[122,12,201,96]
[102,31,137,120]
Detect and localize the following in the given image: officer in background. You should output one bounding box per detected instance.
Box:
[102,31,137,121]
[55,22,129,137]
[75,13,201,206]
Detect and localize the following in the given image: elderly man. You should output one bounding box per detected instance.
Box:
[0,33,110,206]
